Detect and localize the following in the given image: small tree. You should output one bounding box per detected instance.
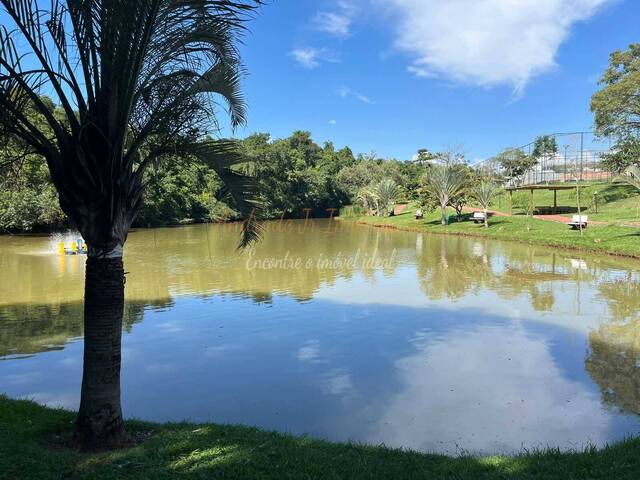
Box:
[497,148,538,185]
[450,190,469,221]
[355,186,379,216]
[423,163,467,225]
[375,178,399,216]
[532,135,558,159]
[472,181,499,228]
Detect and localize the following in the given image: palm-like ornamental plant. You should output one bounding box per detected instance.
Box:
[356,186,379,216]
[375,178,399,216]
[0,0,262,449]
[471,181,499,228]
[423,164,468,225]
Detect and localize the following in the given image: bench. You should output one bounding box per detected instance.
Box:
[567,215,588,229]
[472,211,487,224]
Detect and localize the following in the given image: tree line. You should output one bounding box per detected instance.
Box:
[0,118,424,232]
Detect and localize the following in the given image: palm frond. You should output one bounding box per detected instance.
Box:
[190,139,263,248]
[424,164,468,206]
[472,181,499,209]
[0,0,263,250]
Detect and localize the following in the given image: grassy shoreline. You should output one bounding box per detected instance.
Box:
[341,207,640,259]
[2,396,640,479]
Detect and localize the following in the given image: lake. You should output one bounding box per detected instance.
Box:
[1,219,639,455]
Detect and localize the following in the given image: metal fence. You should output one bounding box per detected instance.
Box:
[475,132,614,186]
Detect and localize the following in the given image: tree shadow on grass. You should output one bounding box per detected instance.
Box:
[616,231,640,238]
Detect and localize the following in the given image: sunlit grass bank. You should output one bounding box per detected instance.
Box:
[1,396,640,479]
[344,206,640,258]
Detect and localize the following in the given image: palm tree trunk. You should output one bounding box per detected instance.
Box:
[484,207,489,228]
[75,254,127,449]
[440,205,447,225]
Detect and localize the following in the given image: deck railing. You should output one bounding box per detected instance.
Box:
[475,132,615,186]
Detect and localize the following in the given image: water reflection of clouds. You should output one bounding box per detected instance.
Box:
[2,296,639,455]
[296,340,324,363]
[321,369,354,397]
[316,267,610,335]
[368,325,613,455]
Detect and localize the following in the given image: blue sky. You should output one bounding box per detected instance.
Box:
[233,0,639,162]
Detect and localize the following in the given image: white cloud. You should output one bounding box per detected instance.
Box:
[329,119,337,125]
[384,0,612,94]
[290,48,321,69]
[314,11,352,37]
[406,65,437,79]
[338,86,374,104]
[290,47,341,69]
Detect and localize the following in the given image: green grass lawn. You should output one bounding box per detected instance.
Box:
[344,205,640,258]
[2,396,640,479]
[489,182,640,224]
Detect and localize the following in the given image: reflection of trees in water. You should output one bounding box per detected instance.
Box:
[416,236,495,301]
[586,320,640,415]
[587,272,640,414]
[5,221,640,366]
[0,301,149,357]
[597,272,640,323]
[125,221,407,303]
[415,238,574,312]
[494,248,580,312]
[1,221,408,356]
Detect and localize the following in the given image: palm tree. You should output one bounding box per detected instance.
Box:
[471,181,499,228]
[375,178,399,216]
[423,164,467,225]
[356,186,379,216]
[0,0,261,449]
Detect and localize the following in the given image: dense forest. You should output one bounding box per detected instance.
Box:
[0,101,423,232]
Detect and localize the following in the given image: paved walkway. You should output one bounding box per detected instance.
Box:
[463,207,610,226]
[393,204,410,215]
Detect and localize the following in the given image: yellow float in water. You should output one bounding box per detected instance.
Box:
[56,238,87,255]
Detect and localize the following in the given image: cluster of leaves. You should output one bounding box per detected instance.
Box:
[416,153,476,224]
[244,131,423,219]
[496,148,538,184]
[0,128,428,231]
[0,100,66,232]
[591,44,640,173]
[354,178,401,216]
[240,131,352,219]
[415,151,501,226]
[0,99,250,231]
[601,137,640,174]
[532,135,558,159]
